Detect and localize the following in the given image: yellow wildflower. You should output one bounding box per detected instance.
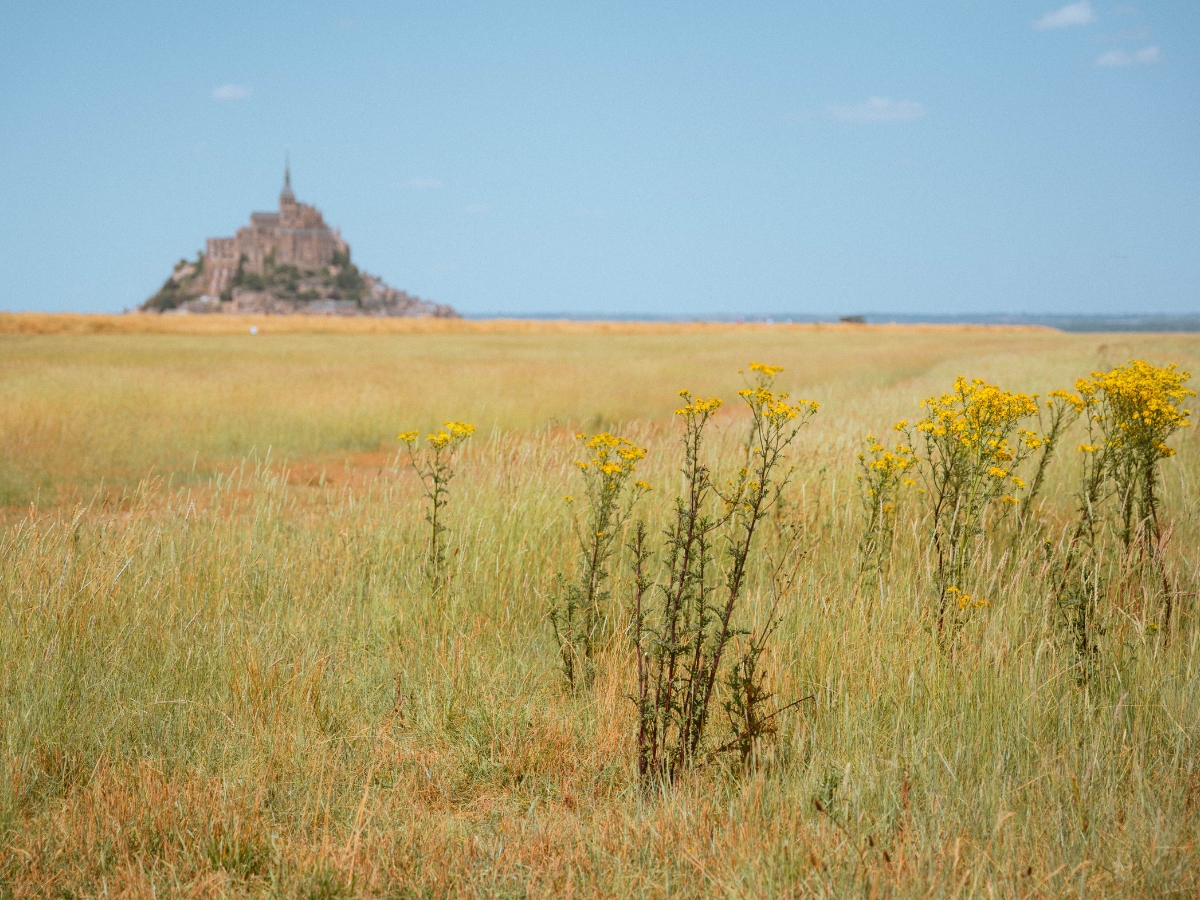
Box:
[749,361,785,377]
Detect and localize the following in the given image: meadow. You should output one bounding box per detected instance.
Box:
[1,314,1198,898]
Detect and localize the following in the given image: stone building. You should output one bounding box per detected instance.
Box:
[204,166,348,298]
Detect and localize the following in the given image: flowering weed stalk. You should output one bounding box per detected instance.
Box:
[905,377,1039,636]
[631,388,724,785]
[633,363,817,785]
[551,431,649,688]
[856,424,915,575]
[1057,360,1193,652]
[1079,360,1194,551]
[1019,390,1083,522]
[398,421,475,593]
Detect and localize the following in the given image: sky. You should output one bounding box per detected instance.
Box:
[1,1,1197,318]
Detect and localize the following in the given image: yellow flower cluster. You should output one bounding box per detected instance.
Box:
[918,377,1039,455]
[675,390,724,417]
[748,361,785,378]
[1077,360,1194,459]
[575,432,647,479]
[1016,429,1042,450]
[737,385,818,425]
[1047,388,1085,414]
[398,421,475,452]
[427,420,476,450]
[946,586,989,611]
[858,440,914,479]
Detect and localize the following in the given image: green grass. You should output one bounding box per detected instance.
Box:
[1,322,1198,898]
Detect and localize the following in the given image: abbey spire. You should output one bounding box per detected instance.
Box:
[280,156,295,204]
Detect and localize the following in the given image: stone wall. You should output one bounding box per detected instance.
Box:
[204,237,240,297]
[204,190,349,297]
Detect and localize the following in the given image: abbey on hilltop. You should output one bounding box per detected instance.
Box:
[202,165,348,299]
[141,165,456,317]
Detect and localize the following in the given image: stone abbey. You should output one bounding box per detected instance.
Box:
[203,165,348,298]
[141,165,456,317]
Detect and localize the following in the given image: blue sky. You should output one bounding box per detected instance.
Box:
[1,1,1197,317]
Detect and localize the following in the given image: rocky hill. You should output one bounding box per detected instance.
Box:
[141,250,457,318]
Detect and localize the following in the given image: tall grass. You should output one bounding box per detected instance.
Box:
[1,323,1198,897]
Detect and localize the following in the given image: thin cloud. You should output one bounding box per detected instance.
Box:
[404,177,444,189]
[1034,1,1097,30]
[1097,45,1161,66]
[212,84,252,102]
[828,97,925,124]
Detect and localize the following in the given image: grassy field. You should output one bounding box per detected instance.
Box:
[1,316,1198,898]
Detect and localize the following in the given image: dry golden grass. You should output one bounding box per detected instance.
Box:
[0,310,1054,336]
[1,320,1198,898]
[4,317,1182,508]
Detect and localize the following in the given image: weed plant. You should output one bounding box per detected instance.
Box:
[900,377,1040,635]
[398,420,474,592]
[1054,361,1194,671]
[550,431,648,687]
[855,425,915,577]
[631,364,818,785]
